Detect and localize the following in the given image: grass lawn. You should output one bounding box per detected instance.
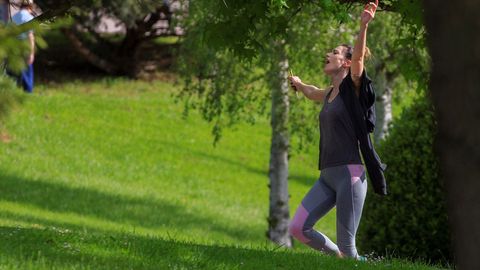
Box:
[0,78,440,269]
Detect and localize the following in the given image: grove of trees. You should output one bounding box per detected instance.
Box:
[176,0,427,249]
[1,0,479,268]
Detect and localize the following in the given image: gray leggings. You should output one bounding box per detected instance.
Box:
[289,164,367,257]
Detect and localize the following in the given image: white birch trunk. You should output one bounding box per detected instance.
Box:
[373,71,393,142]
[266,41,292,248]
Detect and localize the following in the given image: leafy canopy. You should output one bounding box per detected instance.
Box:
[193,0,424,59]
[177,0,427,145]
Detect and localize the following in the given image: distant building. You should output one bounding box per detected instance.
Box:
[93,1,184,36]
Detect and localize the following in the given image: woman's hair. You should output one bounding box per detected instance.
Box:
[341,44,371,61]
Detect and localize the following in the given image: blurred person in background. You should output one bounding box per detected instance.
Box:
[11,0,36,93]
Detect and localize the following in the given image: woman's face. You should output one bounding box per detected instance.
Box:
[323,45,350,75]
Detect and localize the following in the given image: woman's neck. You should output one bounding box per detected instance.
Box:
[330,68,349,91]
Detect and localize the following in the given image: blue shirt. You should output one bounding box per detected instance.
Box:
[12,9,34,39]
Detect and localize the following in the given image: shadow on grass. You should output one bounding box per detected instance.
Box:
[191,150,318,188]
[154,140,318,188]
[0,225,353,270]
[0,173,257,243]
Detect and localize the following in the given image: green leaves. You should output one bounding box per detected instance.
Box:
[176,41,269,144]
[177,0,430,147]
[394,0,424,27]
[192,0,426,59]
[269,0,287,11]
[0,22,46,72]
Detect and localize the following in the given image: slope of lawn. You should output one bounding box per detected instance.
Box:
[0,78,440,269]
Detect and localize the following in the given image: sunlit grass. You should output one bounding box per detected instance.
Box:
[0,79,440,269]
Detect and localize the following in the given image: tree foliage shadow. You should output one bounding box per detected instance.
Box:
[0,225,343,270]
[192,150,318,188]
[155,140,317,188]
[0,173,257,242]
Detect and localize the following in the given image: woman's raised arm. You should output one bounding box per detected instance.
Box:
[351,1,378,90]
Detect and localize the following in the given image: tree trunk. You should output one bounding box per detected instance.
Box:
[266,40,292,248]
[373,69,393,142]
[424,1,480,269]
[62,27,118,75]
[116,28,142,75]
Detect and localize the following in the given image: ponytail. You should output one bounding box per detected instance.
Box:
[342,44,372,61]
[364,46,372,61]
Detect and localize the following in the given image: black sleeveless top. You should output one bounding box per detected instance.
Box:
[318,86,362,170]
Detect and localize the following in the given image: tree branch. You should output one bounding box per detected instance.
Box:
[335,0,396,12]
[76,20,116,49]
[34,2,73,22]
[62,27,118,74]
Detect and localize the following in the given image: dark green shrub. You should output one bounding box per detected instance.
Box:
[358,96,452,265]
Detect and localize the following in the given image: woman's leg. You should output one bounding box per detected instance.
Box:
[289,176,339,255]
[335,164,368,258]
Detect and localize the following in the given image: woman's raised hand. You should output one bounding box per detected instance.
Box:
[361,0,378,26]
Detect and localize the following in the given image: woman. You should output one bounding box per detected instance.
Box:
[287,1,384,260]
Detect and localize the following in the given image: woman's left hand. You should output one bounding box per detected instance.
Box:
[361,0,378,26]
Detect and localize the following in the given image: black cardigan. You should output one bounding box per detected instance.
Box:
[339,70,388,196]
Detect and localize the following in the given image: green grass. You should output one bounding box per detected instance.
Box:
[154,36,181,45]
[0,78,440,269]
